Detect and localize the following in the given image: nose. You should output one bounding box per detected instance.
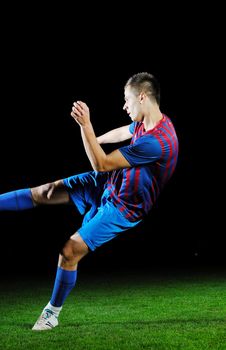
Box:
[123,102,127,111]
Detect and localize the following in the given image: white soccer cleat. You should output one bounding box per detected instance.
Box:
[32,308,59,331]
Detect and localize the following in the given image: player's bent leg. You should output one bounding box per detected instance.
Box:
[31,179,70,206]
[32,233,89,331]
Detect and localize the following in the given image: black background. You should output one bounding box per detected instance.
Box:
[0,6,224,277]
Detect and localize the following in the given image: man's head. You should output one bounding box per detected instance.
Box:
[123,72,160,122]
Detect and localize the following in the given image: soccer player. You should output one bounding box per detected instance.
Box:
[0,72,179,330]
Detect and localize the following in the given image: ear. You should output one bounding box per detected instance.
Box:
[139,92,146,104]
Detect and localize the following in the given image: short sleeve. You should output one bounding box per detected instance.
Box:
[119,136,162,166]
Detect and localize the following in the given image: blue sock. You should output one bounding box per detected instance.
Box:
[50,267,77,307]
[0,189,34,211]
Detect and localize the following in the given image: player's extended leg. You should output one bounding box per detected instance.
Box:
[0,179,70,211]
[32,232,89,331]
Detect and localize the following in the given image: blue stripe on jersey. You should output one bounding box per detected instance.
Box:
[129,122,136,134]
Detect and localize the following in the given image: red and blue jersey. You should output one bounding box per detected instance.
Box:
[106,114,179,221]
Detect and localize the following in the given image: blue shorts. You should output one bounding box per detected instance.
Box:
[63,171,141,251]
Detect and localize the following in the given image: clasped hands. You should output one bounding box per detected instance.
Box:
[71,101,91,127]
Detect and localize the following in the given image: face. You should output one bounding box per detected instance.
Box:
[123,86,143,122]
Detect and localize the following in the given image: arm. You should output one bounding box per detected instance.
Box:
[97,125,132,144]
[71,101,131,172]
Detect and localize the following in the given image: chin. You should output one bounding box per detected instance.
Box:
[132,115,143,122]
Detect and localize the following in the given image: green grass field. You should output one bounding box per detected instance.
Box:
[1,269,226,350]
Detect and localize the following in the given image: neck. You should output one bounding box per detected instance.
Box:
[143,104,163,131]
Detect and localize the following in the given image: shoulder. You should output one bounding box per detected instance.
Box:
[161,114,177,132]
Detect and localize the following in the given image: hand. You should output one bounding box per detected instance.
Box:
[71,101,90,127]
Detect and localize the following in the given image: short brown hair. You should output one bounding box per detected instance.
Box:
[125,72,160,105]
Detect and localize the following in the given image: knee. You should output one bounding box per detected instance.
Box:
[61,238,88,263]
[61,241,76,262]
[31,183,55,204]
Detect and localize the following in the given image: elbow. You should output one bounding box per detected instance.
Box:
[93,159,109,172]
[92,156,109,172]
[93,164,107,172]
